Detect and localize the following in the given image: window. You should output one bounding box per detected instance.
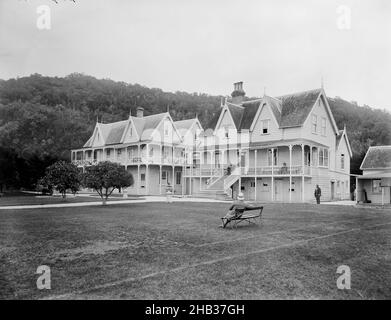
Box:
[106,149,111,157]
[140,173,145,181]
[163,147,170,159]
[267,149,278,166]
[341,154,345,170]
[312,149,318,166]
[372,180,381,193]
[321,117,326,136]
[318,148,329,167]
[129,127,132,136]
[117,149,121,156]
[324,149,329,167]
[312,115,318,133]
[162,171,168,183]
[261,119,270,134]
[224,126,229,138]
[149,147,154,157]
[175,171,181,185]
[164,121,170,136]
[319,149,324,166]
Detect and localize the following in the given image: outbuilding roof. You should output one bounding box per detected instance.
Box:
[360,146,391,170]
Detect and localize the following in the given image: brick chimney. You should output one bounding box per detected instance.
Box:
[136,106,144,118]
[231,81,245,105]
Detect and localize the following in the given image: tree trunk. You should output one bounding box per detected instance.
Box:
[102,198,107,205]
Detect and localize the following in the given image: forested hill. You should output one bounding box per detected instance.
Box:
[0,73,390,189]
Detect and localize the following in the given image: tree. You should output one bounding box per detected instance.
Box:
[39,161,82,198]
[82,161,134,204]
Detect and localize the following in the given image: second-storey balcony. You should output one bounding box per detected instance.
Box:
[184,165,224,177]
[71,147,186,167]
[241,165,311,176]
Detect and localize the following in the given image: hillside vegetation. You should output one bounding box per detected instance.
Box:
[0,74,390,189]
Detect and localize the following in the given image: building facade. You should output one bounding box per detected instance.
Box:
[72,82,352,202]
[356,146,391,205]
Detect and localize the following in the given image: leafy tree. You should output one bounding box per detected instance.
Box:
[82,161,134,204]
[40,161,82,198]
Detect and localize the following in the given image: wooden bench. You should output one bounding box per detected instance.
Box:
[221,206,263,229]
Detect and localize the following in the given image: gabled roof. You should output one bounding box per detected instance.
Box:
[174,118,202,138]
[103,120,128,145]
[239,100,261,130]
[207,88,337,133]
[83,136,93,148]
[336,130,344,146]
[336,128,353,158]
[175,119,196,130]
[206,111,221,130]
[226,103,244,129]
[138,113,168,141]
[277,88,322,127]
[82,112,188,148]
[263,95,282,124]
[360,146,391,170]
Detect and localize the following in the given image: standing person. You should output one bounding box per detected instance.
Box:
[314,184,321,204]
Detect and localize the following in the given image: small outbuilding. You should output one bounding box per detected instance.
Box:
[356,146,391,205]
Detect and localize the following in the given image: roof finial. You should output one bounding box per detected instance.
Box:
[263,86,266,96]
[96,115,99,123]
[321,75,324,89]
[167,104,170,113]
[195,112,198,119]
[220,96,224,107]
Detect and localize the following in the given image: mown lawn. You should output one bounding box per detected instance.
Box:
[0,201,390,299]
[0,193,141,206]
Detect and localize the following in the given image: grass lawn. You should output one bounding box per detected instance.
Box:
[0,202,391,299]
[0,193,141,206]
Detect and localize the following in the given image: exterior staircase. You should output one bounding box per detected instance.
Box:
[206,174,226,191]
[197,167,241,200]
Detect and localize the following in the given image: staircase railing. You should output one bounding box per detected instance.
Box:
[223,167,241,190]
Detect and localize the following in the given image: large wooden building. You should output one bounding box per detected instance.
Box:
[71,82,352,202]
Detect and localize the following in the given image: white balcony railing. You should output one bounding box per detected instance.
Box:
[73,159,98,166]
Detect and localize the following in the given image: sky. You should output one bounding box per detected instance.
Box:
[0,0,390,111]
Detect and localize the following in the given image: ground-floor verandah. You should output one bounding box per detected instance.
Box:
[125,164,185,196]
[185,173,351,203]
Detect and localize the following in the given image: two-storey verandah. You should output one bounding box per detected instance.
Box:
[71,141,186,195]
[184,139,330,202]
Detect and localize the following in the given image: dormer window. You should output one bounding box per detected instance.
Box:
[341,154,345,170]
[261,119,270,135]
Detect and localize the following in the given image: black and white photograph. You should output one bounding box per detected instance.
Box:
[1,0,391,306]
